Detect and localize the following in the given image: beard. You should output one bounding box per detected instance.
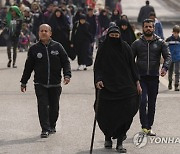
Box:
[143,30,153,37]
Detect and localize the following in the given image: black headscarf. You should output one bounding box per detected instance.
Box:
[111,9,121,22]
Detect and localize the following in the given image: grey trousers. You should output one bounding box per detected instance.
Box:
[7,38,18,65]
[168,62,180,86]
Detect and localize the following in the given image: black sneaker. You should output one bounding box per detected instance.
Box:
[175,86,179,91]
[41,131,49,138]
[116,137,127,153]
[49,128,56,134]
[116,145,127,153]
[168,82,172,90]
[7,60,12,67]
[104,140,112,149]
[104,136,112,149]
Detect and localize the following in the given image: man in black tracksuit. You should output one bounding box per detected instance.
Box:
[131,19,171,136]
[20,24,71,138]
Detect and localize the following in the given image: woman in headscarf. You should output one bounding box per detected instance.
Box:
[118,19,136,46]
[94,26,142,153]
[71,14,93,70]
[72,8,84,25]
[48,8,70,53]
[31,2,43,40]
[110,9,121,23]
[98,9,110,36]
[5,5,23,68]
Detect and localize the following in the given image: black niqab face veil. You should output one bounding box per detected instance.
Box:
[94,25,138,95]
[106,26,122,46]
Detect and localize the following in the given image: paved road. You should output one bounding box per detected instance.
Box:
[0,23,180,154]
[0,0,180,153]
[122,0,180,22]
[96,0,180,23]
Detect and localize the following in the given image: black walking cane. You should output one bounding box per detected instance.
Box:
[90,89,100,154]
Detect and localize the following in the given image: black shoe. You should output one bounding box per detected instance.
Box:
[49,128,56,134]
[175,88,180,91]
[116,137,127,153]
[116,145,127,153]
[104,140,112,149]
[168,82,172,90]
[104,136,112,149]
[7,60,12,67]
[175,85,179,91]
[41,131,49,138]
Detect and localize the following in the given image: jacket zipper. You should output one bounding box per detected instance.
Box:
[45,45,50,85]
[147,42,150,75]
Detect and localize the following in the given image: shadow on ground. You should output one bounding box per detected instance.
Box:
[0,136,42,147]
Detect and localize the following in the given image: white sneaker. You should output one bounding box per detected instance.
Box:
[77,65,83,70]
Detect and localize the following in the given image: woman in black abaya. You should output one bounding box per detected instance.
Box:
[48,8,70,52]
[93,26,142,153]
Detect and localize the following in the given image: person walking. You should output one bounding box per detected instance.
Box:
[137,0,155,23]
[86,8,97,65]
[149,12,164,39]
[118,19,136,46]
[20,24,71,138]
[110,9,121,23]
[98,9,110,36]
[131,19,171,136]
[166,25,180,91]
[94,26,142,153]
[48,8,70,54]
[71,14,93,70]
[31,2,44,41]
[5,5,23,68]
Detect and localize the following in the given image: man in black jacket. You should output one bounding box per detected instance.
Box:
[20,24,71,138]
[131,19,171,136]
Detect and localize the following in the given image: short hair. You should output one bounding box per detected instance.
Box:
[149,12,156,17]
[142,19,154,27]
[173,25,180,33]
[146,0,150,5]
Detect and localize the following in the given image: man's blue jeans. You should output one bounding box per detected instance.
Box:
[139,76,159,130]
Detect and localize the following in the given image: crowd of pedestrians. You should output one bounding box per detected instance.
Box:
[0,0,179,153]
[0,0,137,70]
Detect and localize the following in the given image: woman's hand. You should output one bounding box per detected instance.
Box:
[96,81,104,89]
[136,81,142,95]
